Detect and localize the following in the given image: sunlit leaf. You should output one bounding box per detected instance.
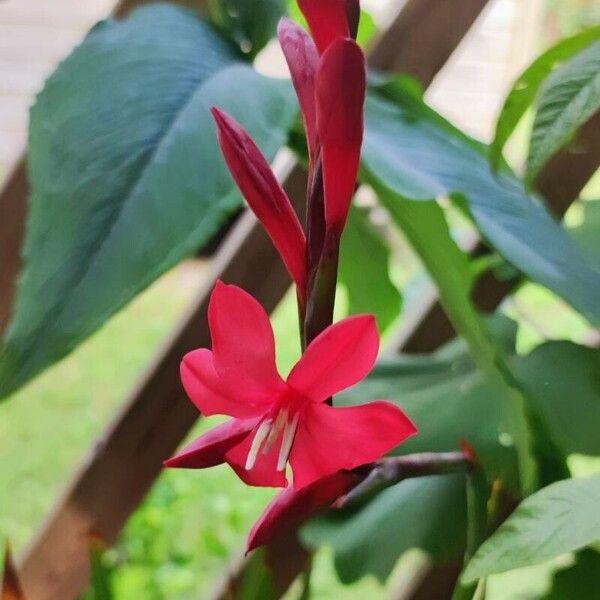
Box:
[490,25,600,169]
[463,474,600,582]
[527,40,600,181]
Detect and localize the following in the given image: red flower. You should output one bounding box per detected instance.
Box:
[165,281,416,490]
[297,0,360,54]
[247,471,359,552]
[278,20,366,235]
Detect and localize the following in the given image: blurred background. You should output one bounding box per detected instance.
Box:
[1,0,599,598]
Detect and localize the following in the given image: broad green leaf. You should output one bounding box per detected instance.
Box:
[362,85,600,327]
[490,25,600,169]
[513,342,600,457]
[463,474,600,582]
[302,329,520,583]
[367,187,534,491]
[337,343,520,492]
[570,199,600,265]
[0,5,297,399]
[302,475,467,583]
[527,40,600,181]
[338,205,401,332]
[545,550,600,600]
[210,0,287,58]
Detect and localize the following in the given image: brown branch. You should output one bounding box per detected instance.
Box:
[336,451,474,509]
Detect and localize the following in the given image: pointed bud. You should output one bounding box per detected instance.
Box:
[212,108,307,298]
[315,39,366,233]
[278,18,319,167]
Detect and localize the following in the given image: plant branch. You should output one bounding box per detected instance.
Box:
[336,451,475,509]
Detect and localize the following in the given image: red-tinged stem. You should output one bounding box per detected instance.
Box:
[303,230,340,349]
[336,451,476,509]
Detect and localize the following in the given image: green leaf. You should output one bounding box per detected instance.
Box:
[513,342,600,457]
[0,5,297,399]
[362,86,600,327]
[367,187,534,492]
[490,25,600,169]
[302,325,521,582]
[570,199,600,266]
[338,205,401,332]
[463,474,600,582]
[527,40,600,181]
[302,475,467,583]
[210,0,287,58]
[544,550,600,600]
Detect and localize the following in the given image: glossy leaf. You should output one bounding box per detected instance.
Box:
[513,341,600,457]
[490,25,600,169]
[570,199,600,265]
[527,40,600,181]
[300,328,520,583]
[210,0,287,58]
[369,187,535,492]
[302,475,467,583]
[0,5,297,399]
[338,205,401,332]
[545,550,600,600]
[362,82,600,327]
[463,474,600,582]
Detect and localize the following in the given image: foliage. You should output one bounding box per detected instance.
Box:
[2,2,600,599]
[527,39,600,181]
[0,5,297,399]
[490,25,600,169]
[463,474,600,581]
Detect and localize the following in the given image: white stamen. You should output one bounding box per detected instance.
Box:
[263,408,288,455]
[245,420,272,470]
[277,413,299,471]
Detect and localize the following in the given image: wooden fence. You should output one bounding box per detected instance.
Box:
[0,0,598,598]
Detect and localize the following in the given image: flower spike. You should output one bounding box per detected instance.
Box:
[212,108,307,299]
[316,38,366,233]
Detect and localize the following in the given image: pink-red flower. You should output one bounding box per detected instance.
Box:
[247,471,359,552]
[165,281,416,490]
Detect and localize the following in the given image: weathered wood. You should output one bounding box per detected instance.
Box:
[368,0,488,84]
[0,158,27,335]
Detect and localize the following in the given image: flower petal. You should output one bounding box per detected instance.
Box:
[225,423,288,488]
[290,401,417,489]
[247,471,359,551]
[287,314,379,402]
[297,0,350,54]
[316,38,366,233]
[212,109,307,295]
[181,349,269,418]
[208,281,285,399]
[278,18,319,167]
[164,418,258,469]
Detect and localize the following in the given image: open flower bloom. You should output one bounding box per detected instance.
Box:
[165,281,417,490]
[247,471,359,552]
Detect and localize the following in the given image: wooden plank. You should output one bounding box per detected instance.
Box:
[0,159,27,335]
